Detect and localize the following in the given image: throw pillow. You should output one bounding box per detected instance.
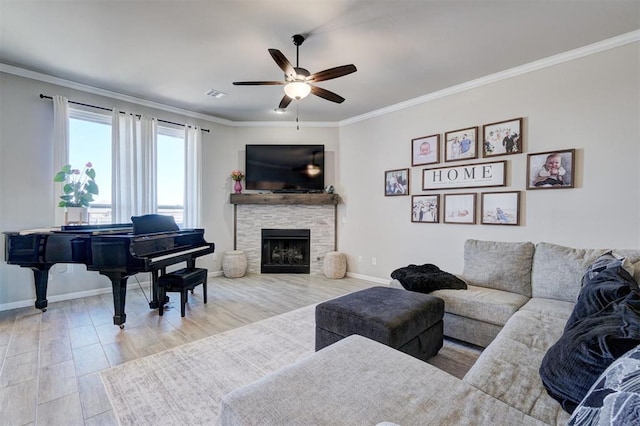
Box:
[131,214,179,235]
[568,345,640,425]
[539,292,640,413]
[390,264,467,294]
[583,251,625,283]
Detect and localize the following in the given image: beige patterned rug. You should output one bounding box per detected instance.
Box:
[102,302,481,425]
[101,304,317,425]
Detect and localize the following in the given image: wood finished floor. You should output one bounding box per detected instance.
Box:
[0,274,481,425]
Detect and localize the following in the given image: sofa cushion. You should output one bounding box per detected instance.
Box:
[390,263,467,293]
[432,284,529,327]
[531,243,640,302]
[461,239,535,297]
[219,335,546,426]
[568,344,640,425]
[463,309,571,425]
[519,297,575,321]
[540,267,640,413]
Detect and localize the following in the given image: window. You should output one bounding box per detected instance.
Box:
[68,109,186,225]
[157,126,185,225]
[69,109,112,224]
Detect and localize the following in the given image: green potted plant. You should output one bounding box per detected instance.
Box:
[54,162,99,223]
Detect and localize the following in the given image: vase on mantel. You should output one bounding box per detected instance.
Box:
[234,180,243,194]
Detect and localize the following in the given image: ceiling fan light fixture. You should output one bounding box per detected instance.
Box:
[284,82,311,100]
[306,164,321,176]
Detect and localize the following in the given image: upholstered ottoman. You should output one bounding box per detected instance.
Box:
[315,286,444,362]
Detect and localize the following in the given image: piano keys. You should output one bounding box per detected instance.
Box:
[4,222,215,327]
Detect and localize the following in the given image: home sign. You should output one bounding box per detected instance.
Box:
[422,161,506,190]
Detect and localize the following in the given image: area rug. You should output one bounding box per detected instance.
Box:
[101,304,317,425]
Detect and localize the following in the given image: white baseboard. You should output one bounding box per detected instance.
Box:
[345,272,390,285]
[0,270,223,312]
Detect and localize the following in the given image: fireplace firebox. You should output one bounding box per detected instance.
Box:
[261,229,310,274]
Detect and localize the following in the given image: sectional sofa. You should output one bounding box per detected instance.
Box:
[217,240,640,425]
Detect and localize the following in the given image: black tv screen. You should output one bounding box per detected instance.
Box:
[245,144,325,191]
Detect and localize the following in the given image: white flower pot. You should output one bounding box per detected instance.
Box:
[66,207,89,225]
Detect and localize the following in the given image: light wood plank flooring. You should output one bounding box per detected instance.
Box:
[0,274,481,425]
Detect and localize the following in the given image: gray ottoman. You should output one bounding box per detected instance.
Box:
[315,286,444,362]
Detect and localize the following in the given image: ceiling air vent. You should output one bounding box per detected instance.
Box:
[205,89,226,99]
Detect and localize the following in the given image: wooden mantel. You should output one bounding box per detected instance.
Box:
[230,193,339,205]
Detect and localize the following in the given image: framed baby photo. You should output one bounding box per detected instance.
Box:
[411,195,439,223]
[385,168,410,196]
[445,126,478,162]
[482,117,523,157]
[481,191,520,225]
[443,193,476,224]
[526,149,575,190]
[411,134,440,166]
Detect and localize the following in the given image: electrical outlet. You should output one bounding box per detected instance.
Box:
[372,257,377,265]
[358,256,363,263]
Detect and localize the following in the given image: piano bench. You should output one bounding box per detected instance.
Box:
[157,268,208,317]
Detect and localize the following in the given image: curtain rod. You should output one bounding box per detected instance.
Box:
[39,94,210,133]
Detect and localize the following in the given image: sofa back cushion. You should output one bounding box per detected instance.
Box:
[462,240,535,297]
[532,243,640,302]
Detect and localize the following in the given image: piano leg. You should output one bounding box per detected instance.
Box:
[99,272,129,328]
[29,265,52,311]
[148,269,166,309]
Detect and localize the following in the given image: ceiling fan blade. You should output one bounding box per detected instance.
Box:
[311,86,345,104]
[278,95,293,109]
[233,81,285,86]
[269,49,296,78]
[308,64,357,83]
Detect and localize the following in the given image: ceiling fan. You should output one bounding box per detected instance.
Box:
[233,34,357,110]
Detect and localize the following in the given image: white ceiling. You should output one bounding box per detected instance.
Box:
[1,1,639,123]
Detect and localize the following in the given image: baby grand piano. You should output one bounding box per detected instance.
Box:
[4,215,215,327]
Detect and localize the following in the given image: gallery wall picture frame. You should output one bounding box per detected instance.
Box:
[482,117,523,157]
[526,149,575,190]
[385,168,410,196]
[422,160,506,191]
[443,193,476,224]
[481,191,520,225]
[411,134,440,166]
[444,126,478,162]
[411,194,439,223]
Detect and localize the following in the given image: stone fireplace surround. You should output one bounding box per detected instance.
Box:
[231,194,338,274]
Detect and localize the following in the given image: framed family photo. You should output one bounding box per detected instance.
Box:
[385,168,410,196]
[411,195,439,223]
[445,126,478,162]
[481,191,520,225]
[526,149,575,190]
[411,134,440,166]
[443,193,476,224]
[482,117,523,157]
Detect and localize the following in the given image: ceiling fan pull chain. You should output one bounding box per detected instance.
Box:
[296,102,300,130]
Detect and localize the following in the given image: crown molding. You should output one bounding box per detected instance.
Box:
[340,29,640,126]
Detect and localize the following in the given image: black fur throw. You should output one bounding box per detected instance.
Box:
[391,264,467,293]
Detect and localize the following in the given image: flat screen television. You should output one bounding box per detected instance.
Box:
[245,144,325,192]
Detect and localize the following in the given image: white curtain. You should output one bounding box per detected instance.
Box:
[183,125,202,228]
[112,111,158,223]
[52,96,69,226]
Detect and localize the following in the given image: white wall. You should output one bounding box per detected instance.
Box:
[338,43,640,280]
